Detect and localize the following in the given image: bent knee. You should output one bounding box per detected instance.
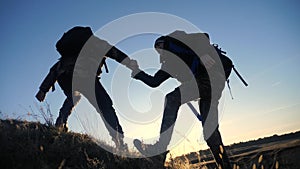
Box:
[73,92,81,103]
[166,89,181,103]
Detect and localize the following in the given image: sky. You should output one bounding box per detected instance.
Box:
[0,1,300,157]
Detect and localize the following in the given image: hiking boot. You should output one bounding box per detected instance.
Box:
[55,116,68,132]
[55,118,68,132]
[113,137,129,153]
[55,123,68,132]
[117,142,129,153]
[133,139,167,157]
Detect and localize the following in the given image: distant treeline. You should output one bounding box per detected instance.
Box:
[178,130,300,163]
[228,130,300,149]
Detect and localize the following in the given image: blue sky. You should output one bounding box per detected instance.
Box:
[0,1,300,156]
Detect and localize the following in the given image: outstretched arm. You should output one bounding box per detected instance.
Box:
[133,69,171,88]
[36,61,60,102]
[106,46,138,70]
[103,40,170,87]
[88,36,138,70]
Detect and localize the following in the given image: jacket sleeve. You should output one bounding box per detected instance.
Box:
[86,36,129,66]
[133,69,171,87]
[105,46,129,64]
[39,61,60,93]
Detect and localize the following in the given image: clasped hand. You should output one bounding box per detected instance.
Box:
[127,59,141,77]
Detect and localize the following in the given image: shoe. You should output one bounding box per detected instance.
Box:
[113,137,129,153]
[133,139,167,157]
[55,117,68,132]
[55,123,68,132]
[117,142,129,153]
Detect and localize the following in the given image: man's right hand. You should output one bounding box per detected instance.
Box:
[128,59,139,70]
[35,90,46,102]
[129,59,142,77]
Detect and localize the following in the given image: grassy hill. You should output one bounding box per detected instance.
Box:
[1,119,300,169]
[0,119,166,169]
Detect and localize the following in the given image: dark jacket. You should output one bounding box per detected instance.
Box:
[39,44,129,93]
[134,31,215,88]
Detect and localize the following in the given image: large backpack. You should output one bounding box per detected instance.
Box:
[157,31,248,88]
[55,26,109,74]
[56,26,93,57]
[212,44,248,86]
[212,44,233,79]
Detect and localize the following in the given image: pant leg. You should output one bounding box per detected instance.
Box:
[158,79,202,150]
[206,129,231,169]
[158,87,181,150]
[199,92,231,168]
[55,91,81,126]
[82,79,124,141]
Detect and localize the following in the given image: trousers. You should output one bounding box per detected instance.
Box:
[158,78,231,168]
[55,74,124,141]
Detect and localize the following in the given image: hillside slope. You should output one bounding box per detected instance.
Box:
[0,119,166,169]
[1,119,299,169]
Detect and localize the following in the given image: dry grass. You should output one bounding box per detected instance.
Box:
[0,119,167,169]
[1,106,299,169]
[167,132,300,169]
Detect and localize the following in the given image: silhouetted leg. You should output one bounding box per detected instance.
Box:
[206,129,231,169]
[159,79,200,145]
[83,80,125,148]
[200,99,231,169]
[133,87,182,158]
[134,87,181,158]
[158,87,181,151]
[138,79,199,155]
[55,91,81,130]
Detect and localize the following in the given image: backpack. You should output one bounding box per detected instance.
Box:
[159,34,233,78]
[157,31,248,98]
[55,26,109,74]
[56,26,93,57]
[212,44,233,79]
[212,44,248,87]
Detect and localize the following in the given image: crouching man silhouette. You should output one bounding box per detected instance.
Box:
[132,31,232,168]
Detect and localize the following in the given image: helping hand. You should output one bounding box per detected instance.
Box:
[129,59,142,77]
[123,58,141,77]
[128,59,139,70]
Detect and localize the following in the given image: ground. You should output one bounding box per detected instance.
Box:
[169,131,300,169]
[0,119,166,169]
[0,119,299,169]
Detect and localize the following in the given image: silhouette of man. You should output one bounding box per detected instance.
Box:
[35,26,138,150]
[133,30,231,168]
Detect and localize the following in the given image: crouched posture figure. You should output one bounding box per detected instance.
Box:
[133,31,231,168]
[36,26,137,150]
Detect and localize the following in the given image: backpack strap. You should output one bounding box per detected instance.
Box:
[187,102,202,121]
[103,59,109,73]
[226,66,248,99]
[226,79,234,99]
[190,57,200,75]
[232,66,248,86]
